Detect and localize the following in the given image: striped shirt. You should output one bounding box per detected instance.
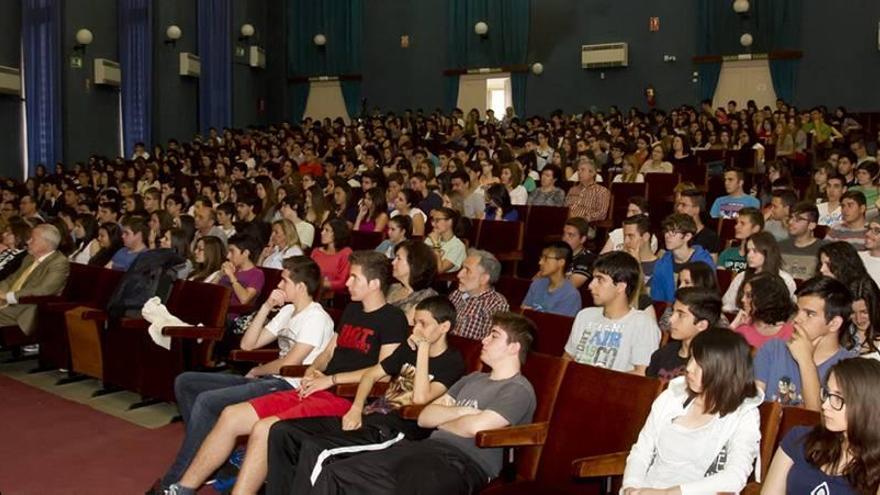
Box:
[565,182,610,222]
[825,225,867,251]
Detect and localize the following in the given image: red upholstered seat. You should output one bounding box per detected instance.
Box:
[520,308,574,357]
[478,362,662,494]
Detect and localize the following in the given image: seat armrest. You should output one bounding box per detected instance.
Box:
[230,349,279,363]
[572,451,629,478]
[81,310,109,321]
[119,318,149,330]
[43,302,86,313]
[475,422,549,448]
[399,404,427,420]
[279,365,309,377]
[18,295,64,305]
[162,326,224,340]
[334,382,390,398]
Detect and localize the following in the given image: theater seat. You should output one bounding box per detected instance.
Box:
[478,362,662,494]
[38,265,123,371]
[520,309,574,357]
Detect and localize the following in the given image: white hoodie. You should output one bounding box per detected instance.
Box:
[621,376,764,494]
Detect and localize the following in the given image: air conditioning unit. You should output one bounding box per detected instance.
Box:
[0,65,21,96]
[94,58,121,86]
[179,52,201,77]
[248,46,266,69]
[581,42,628,69]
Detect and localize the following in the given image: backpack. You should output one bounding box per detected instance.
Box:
[105,248,185,320]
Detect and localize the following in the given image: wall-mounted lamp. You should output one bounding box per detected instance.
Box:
[74,28,93,53]
[313,33,327,47]
[474,21,489,37]
[239,23,255,42]
[165,25,182,47]
[740,33,754,47]
[531,63,544,75]
[732,0,750,14]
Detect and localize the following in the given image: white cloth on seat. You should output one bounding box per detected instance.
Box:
[141,296,201,350]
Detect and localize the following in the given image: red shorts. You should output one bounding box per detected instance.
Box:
[248,389,351,420]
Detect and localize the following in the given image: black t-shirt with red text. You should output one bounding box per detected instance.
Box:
[324,302,408,375]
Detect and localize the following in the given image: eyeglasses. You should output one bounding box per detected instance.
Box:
[868,226,880,235]
[821,387,845,411]
[431,217,450,223]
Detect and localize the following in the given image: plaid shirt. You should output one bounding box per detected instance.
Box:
[565,182,610,222]
[449,288,509,340]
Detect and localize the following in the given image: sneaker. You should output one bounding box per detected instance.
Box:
[163,483,195,495]
[21,344,39,356]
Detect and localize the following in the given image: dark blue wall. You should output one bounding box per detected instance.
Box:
[153,0,198,145]
[360,0,447,113]
[232,0,270,128]
[524,0,698,115]
[0,0,23,178]
[795,0,880,111]
[62,0,120,162]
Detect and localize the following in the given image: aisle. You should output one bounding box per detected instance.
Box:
[0,374,184,495]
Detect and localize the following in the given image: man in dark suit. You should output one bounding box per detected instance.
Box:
[0,224,70,336]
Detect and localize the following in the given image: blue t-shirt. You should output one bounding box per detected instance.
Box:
[710,194,760,219]
[755,339,855,406]
[781,426,858,495]
[110,247,143,271]
[521,277,581,317]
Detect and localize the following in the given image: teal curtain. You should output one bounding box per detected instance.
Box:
[769,59,797,103]
[448,0,529,114]
[445,75,460,112]
[696,0,801,103]
[340,80,361,120]
[511,72,527,118]
[698,63,722,103]
[289,82,310,123]
[287,0,363,122]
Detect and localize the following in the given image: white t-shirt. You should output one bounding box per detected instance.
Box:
[859,251,880,287]
[391,207,427,223]
[294,220,315,248]
[817,202,842,227]
[564,307,660,372]
[509,185,528,206]
[606,228,659,253]
[266,302,335,385]
[261,246,304,270]
[612,174,645,183]
[722,270,797,313]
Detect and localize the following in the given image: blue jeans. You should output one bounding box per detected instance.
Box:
[161,371,293,486]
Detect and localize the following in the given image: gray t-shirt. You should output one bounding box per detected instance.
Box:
[564,307,660,372]
[463,190,485,219]
[430,372,536,478]
[779,238,825,280]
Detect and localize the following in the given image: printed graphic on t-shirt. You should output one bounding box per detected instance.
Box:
[364,363,435,414]
[810,481,830,495]
[719,203,746,219]
[337,324,375,354]
[573,321,623,368]
[771,375,803,405]
[656,365,686,382]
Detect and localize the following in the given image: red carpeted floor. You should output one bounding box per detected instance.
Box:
[0,374,185,495]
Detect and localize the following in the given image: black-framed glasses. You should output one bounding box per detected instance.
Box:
[821,387,845,411]
[431,217,450,223]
